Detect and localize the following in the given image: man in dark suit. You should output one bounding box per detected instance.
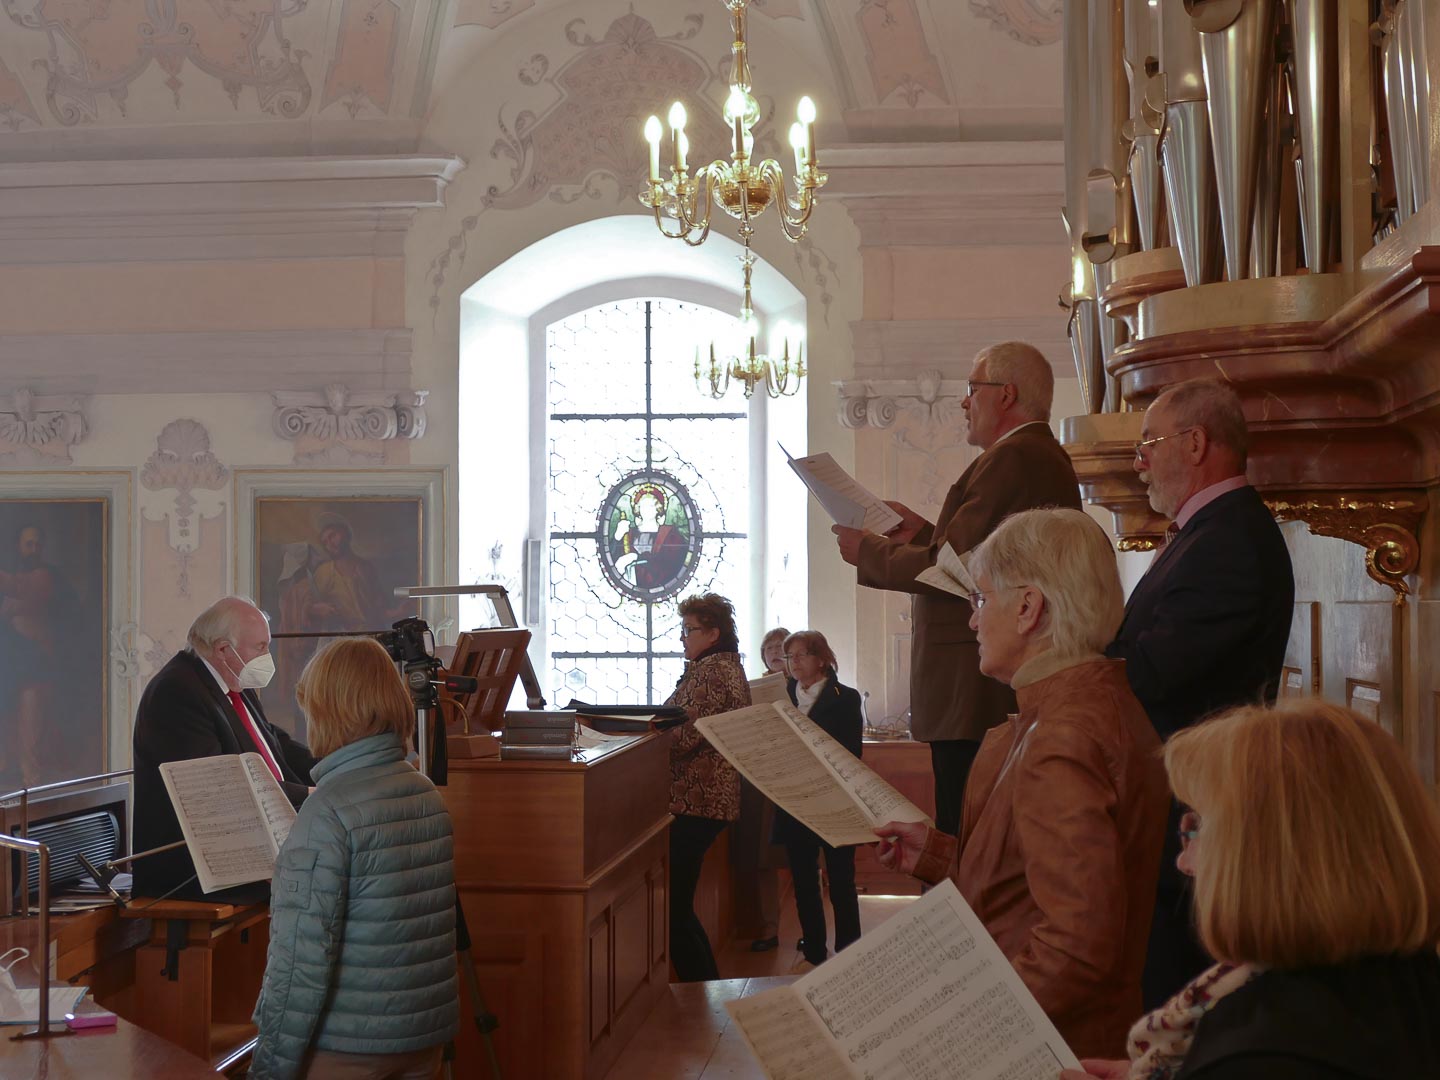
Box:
[132,596,317,900]
[1106,378,1294,1006]
[834,342,1082,835]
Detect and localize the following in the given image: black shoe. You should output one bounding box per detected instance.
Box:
[750,936,780,952]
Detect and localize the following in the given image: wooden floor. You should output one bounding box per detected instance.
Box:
[715,881,917,979]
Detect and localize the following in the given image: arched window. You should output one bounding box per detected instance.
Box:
[546,298,751,704]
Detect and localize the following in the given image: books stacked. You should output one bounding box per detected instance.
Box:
[500,711,576,761]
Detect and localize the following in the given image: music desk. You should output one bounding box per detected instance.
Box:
[0,1005,215,1079]
[444,732,673,1080]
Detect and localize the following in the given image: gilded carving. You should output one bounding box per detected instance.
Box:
[1266,496,1426,602]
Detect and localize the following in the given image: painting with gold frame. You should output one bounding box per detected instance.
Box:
[234,470,449,741]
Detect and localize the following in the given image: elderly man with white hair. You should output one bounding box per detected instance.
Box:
[875,508,1168,1059]
[834,341,1081,837]
[132,596,317,900]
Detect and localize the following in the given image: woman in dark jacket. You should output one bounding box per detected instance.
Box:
[774,629,864,969]
[1062,700,1440,1080]
[665,592,750,982]
[252,636,457,1080]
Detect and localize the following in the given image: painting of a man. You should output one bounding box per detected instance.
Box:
[255,498,422,737]
[0,505,105,792]
[611,484,690,592]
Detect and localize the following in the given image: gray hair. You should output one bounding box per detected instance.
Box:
[187,596,268,652]
[1154,379,1248,464]
[978,341,1055,421]
[969,508,1123,659]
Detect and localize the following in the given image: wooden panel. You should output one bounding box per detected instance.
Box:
[1283,602,1321,697]
[650,857,667,969]
[853,740,932,895]
[1346,679,1383,722]
[588,911,611,1045]
[612,880,650,1016]
[1324,601,1402,741]
[0,1008,217,1078]
[582,735,670,877]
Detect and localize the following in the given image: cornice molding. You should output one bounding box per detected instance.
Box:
[850,318,1072,379]
[0,329,413,396]
[0,155,465,264]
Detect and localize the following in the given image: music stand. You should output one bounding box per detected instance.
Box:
[445,628,531,756]
[394,583,545,709]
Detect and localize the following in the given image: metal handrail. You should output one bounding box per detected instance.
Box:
[0,768,135,840]
[0,832,60,1040]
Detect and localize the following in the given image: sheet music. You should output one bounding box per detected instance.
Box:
[915,541,979,600]
[696,703,928,846]
[728,881,1080,1080]
[160,755,282,894]
[728,983,852,1079]
[783,447,903,535]
[748,671,791,706]
[575,725,642,749]
[241,752,298,855]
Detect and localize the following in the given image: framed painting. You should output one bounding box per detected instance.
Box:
[0,471,133,794]
[235,470,449,740]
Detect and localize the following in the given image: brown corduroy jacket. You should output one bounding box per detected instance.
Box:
[913,655,1169,1058]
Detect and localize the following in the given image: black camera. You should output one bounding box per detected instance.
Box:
[375,616,434,666]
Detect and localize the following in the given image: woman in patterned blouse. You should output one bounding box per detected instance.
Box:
[665,592,751,981]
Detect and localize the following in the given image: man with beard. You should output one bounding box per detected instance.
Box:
[1106,378,1294,1006]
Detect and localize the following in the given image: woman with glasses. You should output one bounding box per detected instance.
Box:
[875,508,1168,1058]
[1061,700,1440,1080]
[665,592,750,981]
[774,629,865,971]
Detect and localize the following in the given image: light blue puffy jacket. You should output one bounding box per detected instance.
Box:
[250,732,459,1080]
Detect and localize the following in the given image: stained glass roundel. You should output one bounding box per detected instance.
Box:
[596,471,703,602]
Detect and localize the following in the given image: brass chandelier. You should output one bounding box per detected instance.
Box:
[640,0,823,399]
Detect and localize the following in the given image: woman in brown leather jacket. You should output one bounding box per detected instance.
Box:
[877,508,1168,1058]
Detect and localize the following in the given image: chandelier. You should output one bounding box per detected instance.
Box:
[639,0,827,248]
[695,242,806,400]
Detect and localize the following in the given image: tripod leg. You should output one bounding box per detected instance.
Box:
[452,897,502,1079]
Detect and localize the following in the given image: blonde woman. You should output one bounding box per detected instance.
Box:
[1062,700,1440,1080]
[251,637,458,1080]
[877,508,1168,1058]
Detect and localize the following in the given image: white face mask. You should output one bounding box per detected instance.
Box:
[224,641,276,690]
[0,948,27,1017]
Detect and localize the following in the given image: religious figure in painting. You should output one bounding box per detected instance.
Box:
[611,484,690,592]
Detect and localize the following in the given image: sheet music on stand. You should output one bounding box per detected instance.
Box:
[394,583,545,708]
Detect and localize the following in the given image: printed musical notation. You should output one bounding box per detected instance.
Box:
[726,881,1079,1080]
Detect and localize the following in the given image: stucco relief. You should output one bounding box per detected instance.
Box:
[321,0,402,118]
[453,0,537,30]
[842,372,973,507]
[0,53,39,130]
[2,0,311,124]
[427,9,791,312]
[857,0,950,107]
[0,388,88,464]
[271,384,427,465]
[968,0,1063,46]
[140,419,230,598]
[751,0,807,19]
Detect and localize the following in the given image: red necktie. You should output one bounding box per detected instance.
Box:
[229,690,284,783]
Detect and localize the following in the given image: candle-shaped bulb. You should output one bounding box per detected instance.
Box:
[644,115,663,181]
[797,96,817,166]
[797,96,817,125]
[678,131,690,171]
[789,121,806,174]
[668,101,688,131]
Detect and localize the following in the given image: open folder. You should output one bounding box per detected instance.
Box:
[782,444,902,535]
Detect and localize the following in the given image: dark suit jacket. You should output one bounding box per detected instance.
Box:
[1107,485,1294,740]
[131,649,317,898]
[773,675,864,846]
[856,424,1082,742]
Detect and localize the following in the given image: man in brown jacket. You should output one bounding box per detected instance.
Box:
[834,342,1081,834]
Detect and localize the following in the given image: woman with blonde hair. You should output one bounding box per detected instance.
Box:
[1062,700,1440,1080]
[251,637,458,1080]
[877,507,1169,1057]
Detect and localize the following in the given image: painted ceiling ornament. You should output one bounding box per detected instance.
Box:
[2,0,312,125]
[968,0,1064,47]
[428,8,753,312]
[857,0,951,107]
[320,0,402,119]
[452,0,538,31]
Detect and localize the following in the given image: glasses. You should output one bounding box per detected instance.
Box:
[1133,426,1198,461]
[965,379,1007,399]
[679,624,706,639]
[967,585,1027,610]
[783,651,812,663]
[1179,811,1201,845]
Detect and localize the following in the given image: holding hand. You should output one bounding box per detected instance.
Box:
[832,524,866,566]
[873,820,929,874]
[1059,1060,1129,1079]
[883,500,929,545]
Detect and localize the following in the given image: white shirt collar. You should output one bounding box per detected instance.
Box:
[196,650,235,698]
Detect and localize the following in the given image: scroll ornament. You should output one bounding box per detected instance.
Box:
[1266,495,1424,603]
[835,370,965,430]
[0,388,87,456]
[271,384,428,443]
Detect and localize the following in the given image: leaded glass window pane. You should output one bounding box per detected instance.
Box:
[546,298,749,705]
